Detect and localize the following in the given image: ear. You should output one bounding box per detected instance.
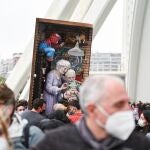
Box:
[86,103,96,117]
[39,107,43,112]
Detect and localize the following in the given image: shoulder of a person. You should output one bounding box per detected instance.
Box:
[126,131,150,146]
[46,124,77,138]
[31,111,44,116]
[46,70,58,80]
[27,125,45,148]
[48,70,57,75]
[29,125,44,135]
[21,110,32,116]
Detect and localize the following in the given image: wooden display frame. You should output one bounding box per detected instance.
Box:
[28,18,93,108]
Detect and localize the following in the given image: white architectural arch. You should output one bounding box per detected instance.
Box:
[128,0,150,102]
[6,0,117,99]
[6,0,150,103]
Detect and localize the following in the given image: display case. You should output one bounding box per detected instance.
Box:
[28,18,93,108]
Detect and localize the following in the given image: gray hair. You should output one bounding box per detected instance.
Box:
[56,59,71,70]
[65,69,76,77]
[79,75,124,114]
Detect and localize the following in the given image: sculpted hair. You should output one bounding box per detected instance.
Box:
[79,75,124,114]
[65,69,76,77]
[56,59,71,70]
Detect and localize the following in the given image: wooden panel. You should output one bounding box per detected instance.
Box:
[29,18,93,108]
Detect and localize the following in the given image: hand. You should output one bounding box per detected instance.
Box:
[61,83,68,90]
[64,90,71,99]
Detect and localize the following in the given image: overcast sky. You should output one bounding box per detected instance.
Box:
[92,0,123,53]
[0,0,123,59]
[0,0,53,59]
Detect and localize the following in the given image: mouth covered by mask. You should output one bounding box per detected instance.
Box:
[17,110,24,115]
[138,119,146,127]
[95,105,135,141]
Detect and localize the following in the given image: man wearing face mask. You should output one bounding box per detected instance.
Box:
[31,75,150,150]
[15,100,28,115]
[21,98,46,127]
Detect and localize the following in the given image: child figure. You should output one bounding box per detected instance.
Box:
[63,69,81,102]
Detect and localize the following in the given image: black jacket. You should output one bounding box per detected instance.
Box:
[30,124,150,150]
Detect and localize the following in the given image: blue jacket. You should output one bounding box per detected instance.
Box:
[9,113,44,150]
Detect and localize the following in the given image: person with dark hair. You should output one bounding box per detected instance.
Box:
[0,84,44,149]
[48,110,70,124]
[136,109,150,139]
[39,119,64,133]
[15,99,28,115]
[21,98,46,127]
[67,100,83,123]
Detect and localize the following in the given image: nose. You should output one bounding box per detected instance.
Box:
[64,67,68,72]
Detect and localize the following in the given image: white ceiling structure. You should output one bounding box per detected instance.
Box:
[6,0,150,103]
[127,0,150,102]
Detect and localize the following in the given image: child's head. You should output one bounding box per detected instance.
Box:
[65,69,76,82]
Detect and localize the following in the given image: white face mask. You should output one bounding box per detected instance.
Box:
[95,105,135,140]
[17,110,24,115]
[138,119,146,127]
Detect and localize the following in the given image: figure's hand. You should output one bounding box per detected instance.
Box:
[61,83,68,90]
[64,90,71,99]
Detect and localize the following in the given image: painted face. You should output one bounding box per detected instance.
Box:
[67,76,76,82]
[59,66,69,75]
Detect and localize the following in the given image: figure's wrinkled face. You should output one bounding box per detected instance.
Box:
[59,66,69,75]
[67,76,75,82]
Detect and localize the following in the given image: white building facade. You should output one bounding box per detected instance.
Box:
[90,52,121,72]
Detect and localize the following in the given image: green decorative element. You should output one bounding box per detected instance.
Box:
[0,76,6,84]
[67,81,81,91]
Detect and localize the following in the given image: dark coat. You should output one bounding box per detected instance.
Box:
[30,124,150,150]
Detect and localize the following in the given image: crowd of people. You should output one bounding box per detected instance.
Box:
[0,60,150,149]
[130,101,150,138]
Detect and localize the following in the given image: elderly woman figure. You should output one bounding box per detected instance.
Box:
[63,69,81,102]
[43,59,71,115]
